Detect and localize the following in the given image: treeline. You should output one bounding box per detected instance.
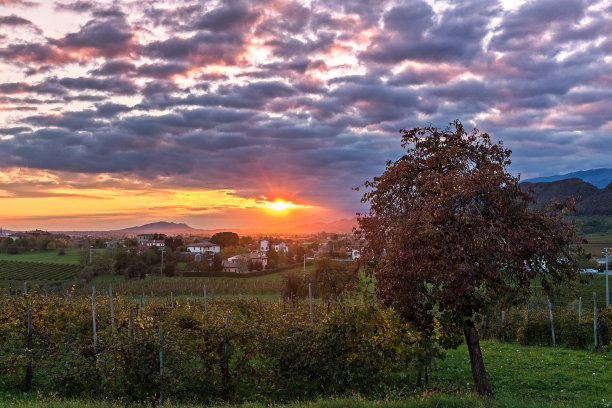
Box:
[0,234,71,254]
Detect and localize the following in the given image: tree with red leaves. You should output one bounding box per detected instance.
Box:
[357,120,583,396]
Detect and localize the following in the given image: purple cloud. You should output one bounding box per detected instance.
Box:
[0,0,611,217]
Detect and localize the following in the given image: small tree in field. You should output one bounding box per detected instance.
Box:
[358,120,583,396]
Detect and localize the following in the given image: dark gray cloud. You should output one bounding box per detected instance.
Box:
[0,14,35,26]
[54,1,94,13]
[57,76,137,95]
[51,18,134,58]
[90,59,136,76]
[193,2,260,32]
[136,62,191,79]
[144,31,246,66]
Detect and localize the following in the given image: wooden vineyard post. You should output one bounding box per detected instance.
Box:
[23,309,33,392]
[8,283,11,298]
[109,284,116,335]
[170,292,174,309]
[221,310,231,401]
[501,310,506,343]
[578,297,582,324]
[203,285,208,325]
[309,283,313,328]
[547,299,555,347]
[158,325,164,406]
[128,307,133,341]
[92,286,97,353]
[593,292,598,349]
[66,291,73,343]
[525,302,530,323]
[24,281,27,295]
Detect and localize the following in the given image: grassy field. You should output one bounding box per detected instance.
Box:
[0,260,81,289]
[0,248,83,264]
[582,232,612,258]
[0,342,610,407]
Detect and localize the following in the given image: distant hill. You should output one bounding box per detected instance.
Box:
[116,221,198,234]
[523,168,612,189]
[521,178,612,217]
[521,178,599,207]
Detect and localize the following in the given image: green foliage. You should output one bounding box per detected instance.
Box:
[211,254,222,271]
[0,292,435,404]
[210,232,240,248]
[475,306,612,349]
[267,247,279,269]
[281,270,308,300]
[311,257,357,302]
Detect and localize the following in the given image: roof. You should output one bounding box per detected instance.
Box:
[187,241,218,247]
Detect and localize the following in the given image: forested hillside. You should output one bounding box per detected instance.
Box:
[521,178,612,234]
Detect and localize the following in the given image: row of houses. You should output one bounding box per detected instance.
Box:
[137,234,360,274]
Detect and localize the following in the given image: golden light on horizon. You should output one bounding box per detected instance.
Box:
[262,199,307,212]
[0,167,319,230]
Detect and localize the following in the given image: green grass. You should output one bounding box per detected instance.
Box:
[0,248,82,265]
[433,342,612,407]
[1,342,610,407]
[0,260,81,288]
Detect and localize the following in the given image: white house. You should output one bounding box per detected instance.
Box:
[273,242,289,253]
[187,241,220,254]
[260,240,269,253]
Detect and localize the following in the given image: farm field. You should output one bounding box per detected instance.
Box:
[582,231,612,257]
[0,260,81,289]
[0,248,82,265]
[0,342,610,408]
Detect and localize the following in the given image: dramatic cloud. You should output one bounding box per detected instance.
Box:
[0,0,611,230]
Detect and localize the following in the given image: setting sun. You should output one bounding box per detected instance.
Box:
[263,200,307,211]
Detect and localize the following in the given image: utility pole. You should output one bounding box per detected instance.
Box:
[161,248,166,276]
[605,248,609,307]
[89,245,93,265]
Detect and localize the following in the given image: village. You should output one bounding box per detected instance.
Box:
[0,227,362,278]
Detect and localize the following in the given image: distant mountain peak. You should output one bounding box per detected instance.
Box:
[118,221,196,233]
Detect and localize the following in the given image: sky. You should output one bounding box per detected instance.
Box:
[0,0,611,231]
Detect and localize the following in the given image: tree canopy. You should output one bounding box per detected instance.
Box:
[357,121,583,396]
[210,231,240,248]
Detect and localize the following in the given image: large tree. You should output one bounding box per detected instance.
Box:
[210,231,240,248]
[358,121,583,396]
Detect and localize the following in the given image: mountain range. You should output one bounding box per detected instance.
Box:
[523,168,612,189]
[520,168,612,217]
[521,178,612,216]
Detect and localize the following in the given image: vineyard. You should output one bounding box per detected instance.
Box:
[81,277,285,298]
[0,290,436,405]
[0,260,81,288]
[1,283,611,406]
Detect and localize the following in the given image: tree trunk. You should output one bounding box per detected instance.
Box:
[463,320,493,397]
